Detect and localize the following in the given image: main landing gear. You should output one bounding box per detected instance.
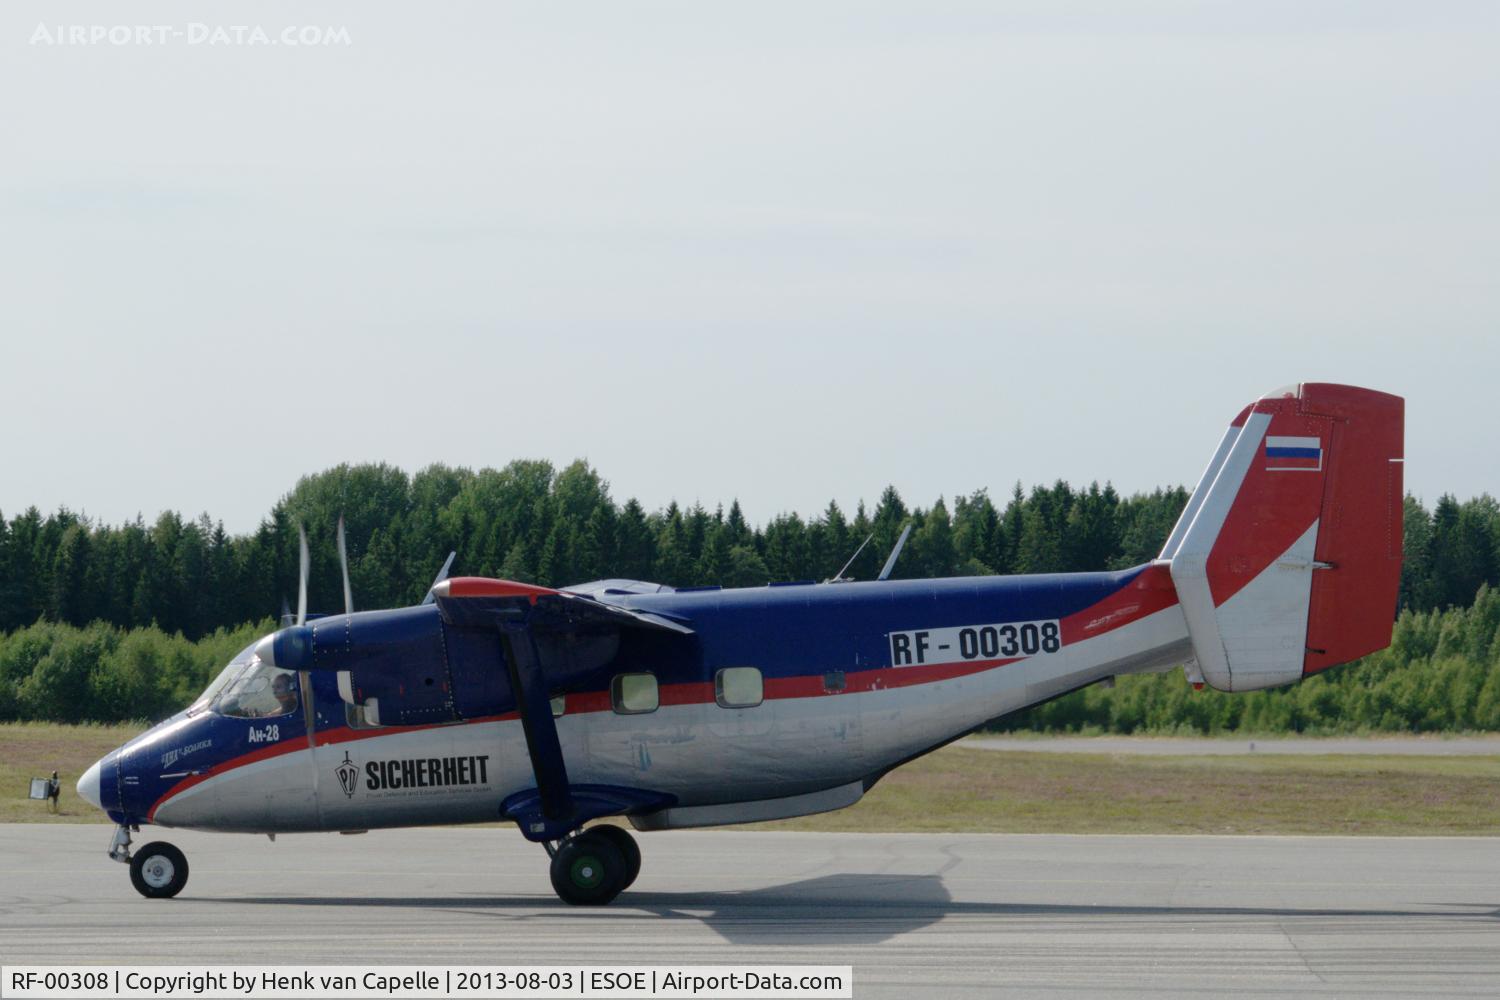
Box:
[108,825,190,899]
[546,825,641,906]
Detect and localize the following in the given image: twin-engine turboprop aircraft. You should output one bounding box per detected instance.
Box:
[78,383,1403,904]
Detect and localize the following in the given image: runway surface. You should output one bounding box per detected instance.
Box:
[2,825,1498,998]
[966,735,1500,755]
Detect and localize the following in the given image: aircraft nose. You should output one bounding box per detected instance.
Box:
[77,758,104,810]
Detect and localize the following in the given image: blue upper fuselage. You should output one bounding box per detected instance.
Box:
[615,569,1143,680]
[82,566,1147,828]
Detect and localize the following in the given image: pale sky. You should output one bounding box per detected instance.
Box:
[2,1,1496,533]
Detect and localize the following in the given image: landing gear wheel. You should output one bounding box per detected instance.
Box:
[129,842,188,899]
[549,831,626,906]
[589,824,642,891]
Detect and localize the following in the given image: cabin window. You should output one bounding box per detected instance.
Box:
[715,667,764,708]
[550,695,566,718]
[611,673,659,714]
[346,702,382,730]
[215,663,300,719]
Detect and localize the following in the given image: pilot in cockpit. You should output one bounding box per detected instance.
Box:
[268,672,299,717]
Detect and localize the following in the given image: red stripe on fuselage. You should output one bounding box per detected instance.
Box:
[1059,562,1178,645]
[146,711,521,821]
[149,568,1181,821]
[146,739,299,822]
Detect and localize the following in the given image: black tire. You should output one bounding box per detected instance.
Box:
[549,831,626,906]
[589,824,642,891]
[129,842,188,899]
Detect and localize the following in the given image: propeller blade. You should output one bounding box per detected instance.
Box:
[421,551,458,605]
[296,523,309,626]
[337,515,353,615]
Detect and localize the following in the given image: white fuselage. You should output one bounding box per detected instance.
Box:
[151,595,1191,833]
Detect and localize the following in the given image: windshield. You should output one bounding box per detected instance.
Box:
[214,660,300,719]
[187,640,260,714]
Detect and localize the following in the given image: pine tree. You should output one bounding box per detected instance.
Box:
[615,499,655,581]
[726,500,752,548]
[50,524,92,625]
[912,498,956,578]
[696,523,733,584]
[653,503,692,585]
[815,500,850,580]
[726,545,770,588]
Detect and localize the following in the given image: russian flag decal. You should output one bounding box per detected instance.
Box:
[1265,435,1322,471]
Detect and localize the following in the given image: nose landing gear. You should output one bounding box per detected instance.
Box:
[130,842,189,898]
[547,825,641,905]
[107,825,190,899]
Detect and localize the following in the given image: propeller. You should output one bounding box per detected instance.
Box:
[337,515,354,615]
[296,523,309,626]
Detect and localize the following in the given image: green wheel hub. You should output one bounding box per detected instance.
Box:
[569,853,605,889]
[549,831,627,905]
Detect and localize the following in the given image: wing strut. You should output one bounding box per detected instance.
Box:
[427,580,682,840]
[499,625,574,825]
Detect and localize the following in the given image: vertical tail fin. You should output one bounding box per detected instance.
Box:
[1164,383,1404,692]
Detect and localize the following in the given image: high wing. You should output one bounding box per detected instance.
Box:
[431,577,693,635]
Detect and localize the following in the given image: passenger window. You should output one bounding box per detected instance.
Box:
[611,673,659,714]
[346,701,382,730]
[216,663,300,719]
[716,667,763,708]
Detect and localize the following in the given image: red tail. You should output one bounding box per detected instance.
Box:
[1165,383,1404,692]
[1299,384,1404,674]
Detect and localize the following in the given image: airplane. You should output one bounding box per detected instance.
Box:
[76,382,1403,905]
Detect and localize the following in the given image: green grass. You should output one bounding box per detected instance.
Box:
[754,747,1500,835]
[0,721,145,823]
[3,723,1498,835]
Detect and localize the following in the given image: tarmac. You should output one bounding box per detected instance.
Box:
[2,825,1498,997]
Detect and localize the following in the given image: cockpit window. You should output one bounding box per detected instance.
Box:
[215,662,300,719]
[188,640,260,714]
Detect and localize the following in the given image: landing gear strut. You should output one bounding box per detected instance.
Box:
[548,825,641,905]
[109,826,188,899]
[108,824,133,863]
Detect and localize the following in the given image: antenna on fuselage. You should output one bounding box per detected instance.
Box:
[877,523,913,582]
[825,533,874,584]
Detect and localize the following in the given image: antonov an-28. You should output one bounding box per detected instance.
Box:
[77,383,1403,905]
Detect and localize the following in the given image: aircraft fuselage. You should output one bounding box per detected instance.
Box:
[92,564,1190,835]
